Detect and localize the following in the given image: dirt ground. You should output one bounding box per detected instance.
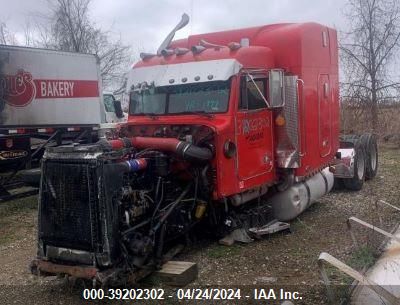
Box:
[0,146,399,305]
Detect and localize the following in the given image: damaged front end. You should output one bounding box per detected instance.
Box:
[31,134,214,285]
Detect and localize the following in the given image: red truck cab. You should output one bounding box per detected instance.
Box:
[125,22,339,200]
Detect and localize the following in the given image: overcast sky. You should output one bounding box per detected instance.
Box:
[1,0,349,56]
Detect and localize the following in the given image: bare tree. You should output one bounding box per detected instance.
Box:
[0,42,6,125]
[37,0,131,89]
[0,22,17,45]
[0,21,14,124]
[340,0,400,132]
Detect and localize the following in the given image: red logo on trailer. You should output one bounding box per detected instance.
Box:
[0,70,99,107]
[0,70,36,107]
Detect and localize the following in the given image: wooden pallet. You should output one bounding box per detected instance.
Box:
[155,261,198,286]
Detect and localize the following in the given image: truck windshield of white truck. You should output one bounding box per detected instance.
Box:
[129,80,230,115]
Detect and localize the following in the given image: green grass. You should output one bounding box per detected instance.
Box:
[206,243,243,259]
[0,233,15,245]
[0,195,37,219]
[0,195,37,246]
[140,274,163,287]
[348,245,376,270]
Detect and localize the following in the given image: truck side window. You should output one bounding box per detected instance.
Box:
[239,76,267,110]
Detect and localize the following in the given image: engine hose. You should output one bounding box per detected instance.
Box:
[122,219,151,237]
[151,178,164,227]
[156,224,167,260]
[151,183,192,234]
[112,158,147,173]
[105,137,213,162]
[176,141,213,162]
[201,164,210,188]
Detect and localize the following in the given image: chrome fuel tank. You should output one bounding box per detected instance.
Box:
[270,167,334,221]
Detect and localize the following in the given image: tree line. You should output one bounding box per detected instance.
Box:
[340,0,400,133]
[0,0,131,90]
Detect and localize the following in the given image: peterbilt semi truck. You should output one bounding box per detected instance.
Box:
[0,45,125,180]
[30,15,378,285]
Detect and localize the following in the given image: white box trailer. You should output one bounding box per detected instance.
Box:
[0,45,125,176]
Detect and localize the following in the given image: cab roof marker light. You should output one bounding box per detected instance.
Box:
[191,45,206,54]
[228,42,241,50]
[175,48,190,55]
[140,52,156,60]
[161,49,175,56]
[240,38,250,47]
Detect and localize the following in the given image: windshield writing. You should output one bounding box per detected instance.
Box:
[129,81,230,115]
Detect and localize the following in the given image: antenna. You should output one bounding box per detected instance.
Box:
[199,39,225,50]
[157,13,190,55]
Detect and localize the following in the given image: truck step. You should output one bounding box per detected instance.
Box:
[248,219,291,237]
[155,261,198,286]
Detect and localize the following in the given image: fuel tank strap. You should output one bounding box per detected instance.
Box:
[320,169,329,193]
[303,180,311,207]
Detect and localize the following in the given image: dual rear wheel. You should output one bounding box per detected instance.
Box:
[341,133,378,191]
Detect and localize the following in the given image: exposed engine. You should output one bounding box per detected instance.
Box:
[32,124,225,285]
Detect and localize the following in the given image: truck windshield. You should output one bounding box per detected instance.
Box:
[129,80,230,115]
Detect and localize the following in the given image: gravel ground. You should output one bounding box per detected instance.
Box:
[0,146,399,305]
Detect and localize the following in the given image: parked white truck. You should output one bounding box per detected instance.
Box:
[0,45,125,176]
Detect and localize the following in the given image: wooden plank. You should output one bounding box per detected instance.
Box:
[155,261,198,286]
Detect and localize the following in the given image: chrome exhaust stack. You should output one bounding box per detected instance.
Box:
[157,13,190,55]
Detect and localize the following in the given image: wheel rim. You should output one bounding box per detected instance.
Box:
[357,150,365,179]
[370,145,377,171]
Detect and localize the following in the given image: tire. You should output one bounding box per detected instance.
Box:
[333,177,345,190]
[359,133,378,180]
[343,141,366,191]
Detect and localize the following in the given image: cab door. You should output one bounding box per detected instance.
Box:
[235,75,274,185]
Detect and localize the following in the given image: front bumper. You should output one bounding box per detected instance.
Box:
[30,259,152,285]
[30,259,99,279]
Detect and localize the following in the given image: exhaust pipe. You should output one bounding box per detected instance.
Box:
[157,13,190,55]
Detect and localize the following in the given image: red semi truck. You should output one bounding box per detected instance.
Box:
[31,15,378,285]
